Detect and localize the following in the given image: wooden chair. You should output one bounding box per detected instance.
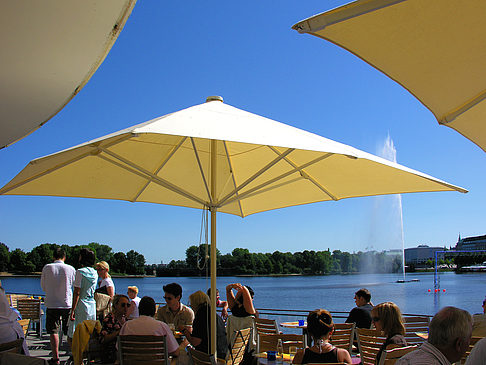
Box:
[257,333,304,353]
[228,328,251,365]
[330,323,355,354]
[356,328,386,365]
[6,294,29,308]
[255,318,279,335]
[403,316,430,345]
[189,347,226,365]
[16,298,43,338]
[117,335,169,365]
[17,319,30,336]
[0,339,24,354]
[378,345,417,365]
[459,336,482,364]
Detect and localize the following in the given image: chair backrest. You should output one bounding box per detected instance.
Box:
[0,339,24,354]
[378,345,417,365]
[16,298,41,320]
[403,316,430,345]
[228,327,252,365]
[459,336,482,364]
[7,294,29,308]
[331,323,355,354]
[356,328,386,365]
[257,333,304,353]
[17,319,30,336]
[255,318,279,335]
[117,335,168,365]
[189,347,227,365]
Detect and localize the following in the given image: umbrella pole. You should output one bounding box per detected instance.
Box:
[210,138,217,357]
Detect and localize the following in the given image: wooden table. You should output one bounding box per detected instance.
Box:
[256,353,293,365]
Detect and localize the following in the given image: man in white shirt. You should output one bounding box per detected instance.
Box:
[120,296,180,357]
[41,248,75,364]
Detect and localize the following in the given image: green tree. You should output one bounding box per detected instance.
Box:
[28,243,58,272]
[112,252,128,274]
[9,249,35,273]
[0,243,9,272]
[87,242,113,263]
[126,250,145,275]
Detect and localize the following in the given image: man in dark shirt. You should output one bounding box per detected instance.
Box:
[345,288,373,329]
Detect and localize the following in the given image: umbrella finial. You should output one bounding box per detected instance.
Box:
[206,95,223,103]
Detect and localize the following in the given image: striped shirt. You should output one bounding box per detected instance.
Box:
[396,342,451,365]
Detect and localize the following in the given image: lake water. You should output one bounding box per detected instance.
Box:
[2,271,484,325]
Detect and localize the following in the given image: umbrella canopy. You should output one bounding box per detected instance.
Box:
[0,0,136,149]
[292,0,486,152]
[0,96,466,355]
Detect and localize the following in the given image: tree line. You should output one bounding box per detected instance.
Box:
[155,244,405,276]
[0,242,146,275]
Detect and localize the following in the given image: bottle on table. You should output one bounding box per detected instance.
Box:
[277,338,284,363]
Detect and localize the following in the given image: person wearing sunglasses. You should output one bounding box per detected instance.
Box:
[372,302,407,365]
[155,282,194,330]
[99,294,129,363]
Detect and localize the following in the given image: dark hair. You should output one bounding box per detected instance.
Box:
[355,288,371,303]
[236,285,254,304]
[79,248,95,267]
[113,294,129,308]
[139,296,156,317]
[53,247,66,260]
[206,288,219,297]
[163,283,182,299]
[307,309,334,340]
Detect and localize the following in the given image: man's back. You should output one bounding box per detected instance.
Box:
[41,260,76,308]
[346,303,373,329]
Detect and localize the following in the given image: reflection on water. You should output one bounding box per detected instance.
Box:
[2,272,483,323]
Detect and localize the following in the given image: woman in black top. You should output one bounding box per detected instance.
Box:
[185,290,228,360]
[372,302,407,365]
[226,283,257,318]
[293,309,352,364]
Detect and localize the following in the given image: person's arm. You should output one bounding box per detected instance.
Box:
[337,348,352,364]
[102,328,121,343]
[183,327,202,347]
[226,284,237,310]
[106,285,115,298]
[220,300,228,320]
[292,349,305,364]
[238,285,256,315]
[70,287,81,321]
[40,267,46,292]
[126,301,135,317]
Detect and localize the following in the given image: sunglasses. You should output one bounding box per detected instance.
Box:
[120,303,131,308]
[371,316,380,322]
[164,296,175,301]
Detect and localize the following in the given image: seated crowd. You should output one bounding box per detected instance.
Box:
[2,249,484,365]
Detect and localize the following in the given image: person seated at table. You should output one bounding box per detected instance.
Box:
[126,286,141,319]
[185,290,228,360]
[371,302,407,365]
[120,296,180,357]
[99,294,129,363]
[293,309,351,364]
[345,288,373,329]
[0,286,29,356]
[156,282,194,330]
[472,296,486,337]
[207,288,228,320]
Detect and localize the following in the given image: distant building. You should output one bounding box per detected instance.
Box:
[455,234,486,251]
[405,245,446,267]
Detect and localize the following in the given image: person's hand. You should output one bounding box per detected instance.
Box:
[70,310,75,321]
[222,307,228,320]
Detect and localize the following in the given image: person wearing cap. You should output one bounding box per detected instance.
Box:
[126,286,141,319]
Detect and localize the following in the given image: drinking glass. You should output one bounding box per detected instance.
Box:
[289,346,298,362]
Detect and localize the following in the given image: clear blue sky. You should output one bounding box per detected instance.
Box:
[1,1,485,264]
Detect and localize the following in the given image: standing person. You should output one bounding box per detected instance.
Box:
[293,309,352,364]
[185,290,228,360]
[371,302,407,365]
[41,247,75,365]
[345,288,373,329]
[155,282,194,329]
[95,261,115,298]
[397,306,472,365]
[126,286,141,319]
[207,288,228,320]
[67,248,98,341]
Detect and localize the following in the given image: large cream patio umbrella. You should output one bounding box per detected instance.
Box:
[0,96,466,355]
[292,0,486,152]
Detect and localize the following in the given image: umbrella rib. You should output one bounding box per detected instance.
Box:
[190,137,213,205]
[0,134,133,195]
[221,152,334,207]
[222,141,244,216]
[218,147,295,206]
[268,146,338,201]
[440,89,486,124]
[97,147,207,207]
[130,136,187,202]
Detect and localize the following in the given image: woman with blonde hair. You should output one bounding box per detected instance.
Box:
[184,290,228,360]
[293,309,352,364]
[371,302,407,364]
[95,261,115,298]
